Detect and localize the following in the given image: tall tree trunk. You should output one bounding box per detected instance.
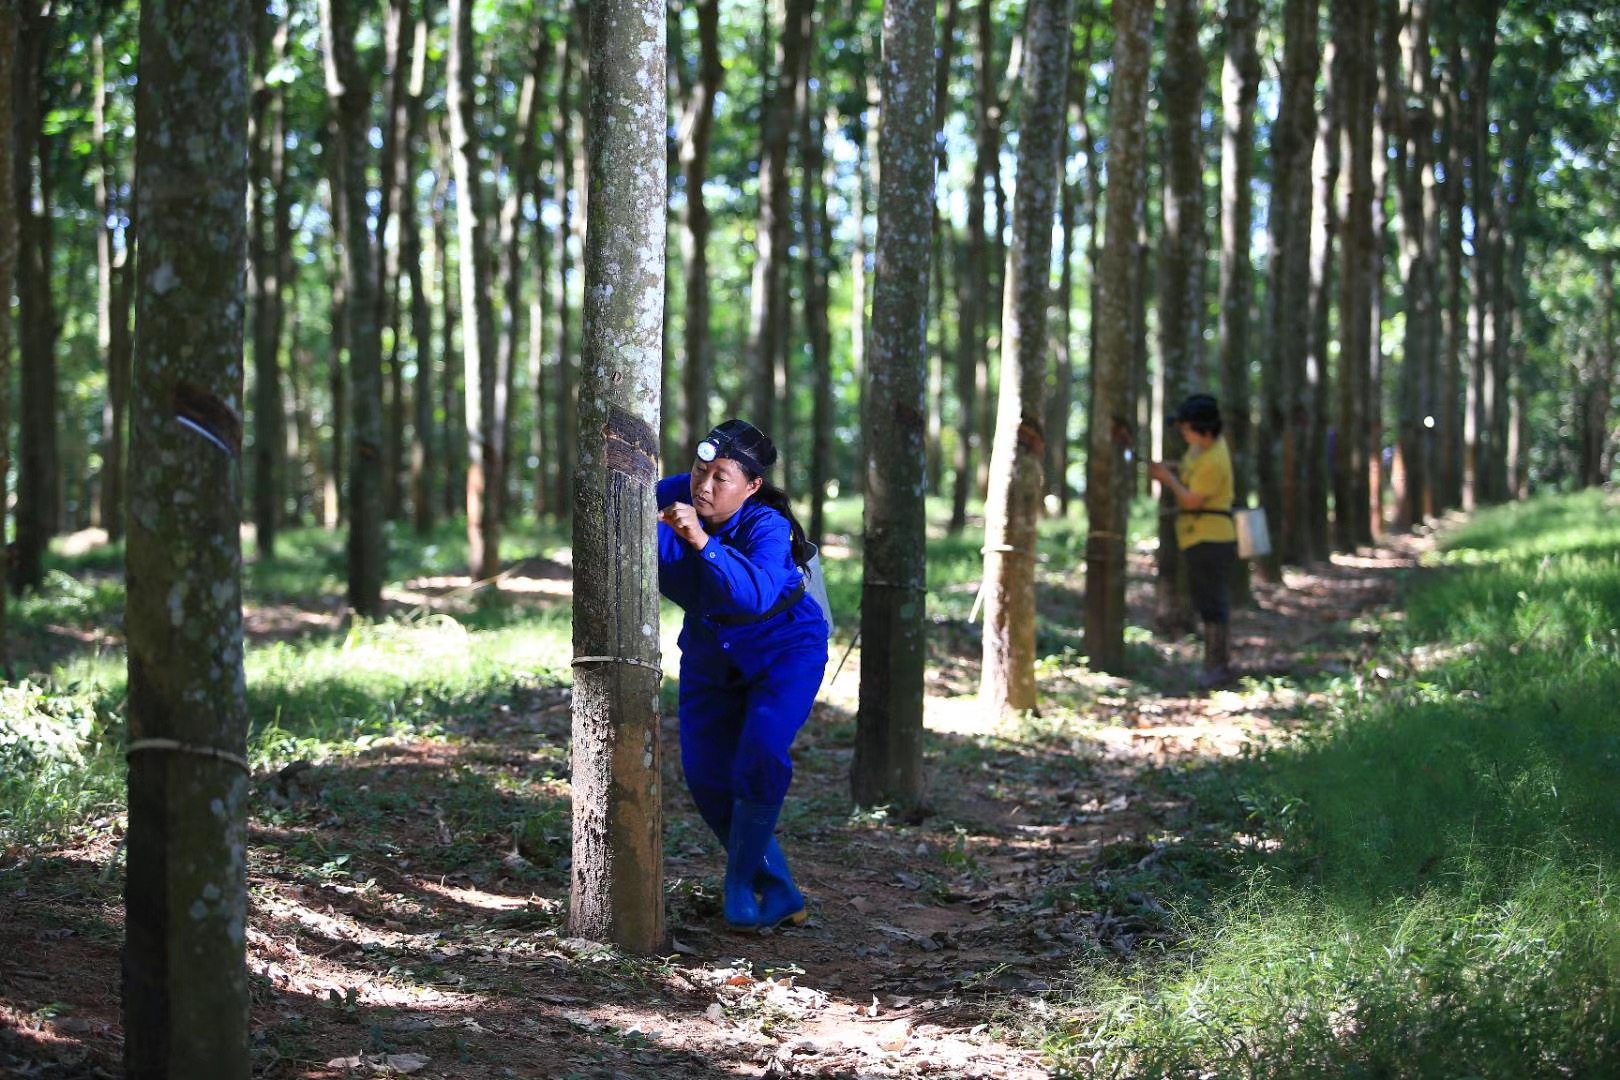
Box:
[1084,0,1153,673]
[12,3,56,593]
[679,0,722,452]
[851,0,935,807]
[802,54,834,547]
[1259,0,1318,570]
[1046,127,1075,514]
[569,0,666,952]
[1394,0,1435,529]
[1217,0,1259,599]
[850,30,876,485]
[321,0,385,614]
[497,25,548,523]
[250,3,289,559]
[746,0,812,438]
[406,2,435,534]
[1367,3,1395,539]
[1579,258,1615,487]
[981,0,1072,715]
[1305,13,1344,561]
[928,0,961,501]
[377,0,412,521]
[1464,12,1498,509]
[1155,0,1206,633]
[1333,0,1374,551]
[552,18,578,520]
[1437,34,1465,511]
[0,0,16,660]
[450,0,501,579]
[951,0,998,534]
[123,1,251,1073]
[95,26,132,544]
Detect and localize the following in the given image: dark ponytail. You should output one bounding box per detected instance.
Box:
[752,483,815,569]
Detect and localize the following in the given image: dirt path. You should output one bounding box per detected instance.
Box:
[0,534,1429,1078]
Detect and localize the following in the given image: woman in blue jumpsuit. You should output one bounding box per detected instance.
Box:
[656,419,829,929]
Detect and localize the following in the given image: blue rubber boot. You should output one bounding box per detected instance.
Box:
[756,839,808,928]
[724,800,781,929]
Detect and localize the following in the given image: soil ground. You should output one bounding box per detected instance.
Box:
[0,530,1428,1079]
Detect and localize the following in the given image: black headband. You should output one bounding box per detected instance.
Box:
[696,428,767,477]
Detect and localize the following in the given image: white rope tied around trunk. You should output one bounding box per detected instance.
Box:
[126,738,251,774]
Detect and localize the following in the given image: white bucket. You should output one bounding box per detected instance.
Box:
[1234,508,1272,560]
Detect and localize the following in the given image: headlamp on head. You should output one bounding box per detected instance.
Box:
[696,438,719,462]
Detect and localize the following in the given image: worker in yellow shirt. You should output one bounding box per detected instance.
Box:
[1149,394,1237,689]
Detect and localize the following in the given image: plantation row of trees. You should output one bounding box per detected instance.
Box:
[6,0,1618,590]
[2,0,1617,1070]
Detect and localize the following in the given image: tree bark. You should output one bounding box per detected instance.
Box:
[123,1,251,1074]
[1217,0,1259,599]
[951,0,999,535]
[321,0,385,613]
[0,1,16,660]
[851,0,935,807]
[1259,0,1318,570]
[801,48,834,547]
[450,0,501,579]
[980,0,1072,716]
[497,24,548,522]
[95,26,132,545]
[406,2,435,534]
[1437,33,1465,512]
[1464,11,1498,509]
[1083,0,1153,673]
[376,0,412,522]
[746,0,812,438]
[679,0,723,453]
[552,18,578,520]
[1154,0,1206,631]
[1394,0,1436,529]
[569,0,666,953]
[1333,0,1374,551]
[249,3,288,559]
[12,3,56,593]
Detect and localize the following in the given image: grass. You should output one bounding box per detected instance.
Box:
[1042,489,1620,1079]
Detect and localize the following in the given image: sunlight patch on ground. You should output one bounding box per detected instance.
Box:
[411,879,544,913]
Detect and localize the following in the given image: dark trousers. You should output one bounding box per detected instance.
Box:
[1185,540,1236,624]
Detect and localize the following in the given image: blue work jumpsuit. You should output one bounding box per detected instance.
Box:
[655,474,829,834]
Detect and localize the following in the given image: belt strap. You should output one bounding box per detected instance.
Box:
[709,582,807,626]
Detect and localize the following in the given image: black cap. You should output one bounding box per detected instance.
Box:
[1173,394,1221,425]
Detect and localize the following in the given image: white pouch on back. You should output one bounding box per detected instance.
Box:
[800,544,835,636]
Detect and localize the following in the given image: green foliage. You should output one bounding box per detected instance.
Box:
[1043,491,1620,1078]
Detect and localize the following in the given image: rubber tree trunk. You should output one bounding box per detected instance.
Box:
[1155,0,1206,633]
[568,0,666,953]
[950,0,998,535]
[406,2,435,533]
[850,0,935,808]
[802,67,834,547]
[95,27,133,545]
[320,0,385,613]
[1334,0,1376,552]
[12,4,55,594]
[746,0,811,438]
[1217,0,1258,600]
[678,0,722,453]
[1395,0,1436,529]
[250,3,289,559]
[0,2,17,662]
[1304,14,1345,562]
[496,22,548,521]
[1259,0,1318,570]
[552,19,578,520]
[123,1,251,1073]
[980,0,1073,716]
[1083,0,1153,673]
[377,0,414,522]
[450,0,501,578]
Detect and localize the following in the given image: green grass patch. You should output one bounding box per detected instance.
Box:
[1043,491,1620,1078]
